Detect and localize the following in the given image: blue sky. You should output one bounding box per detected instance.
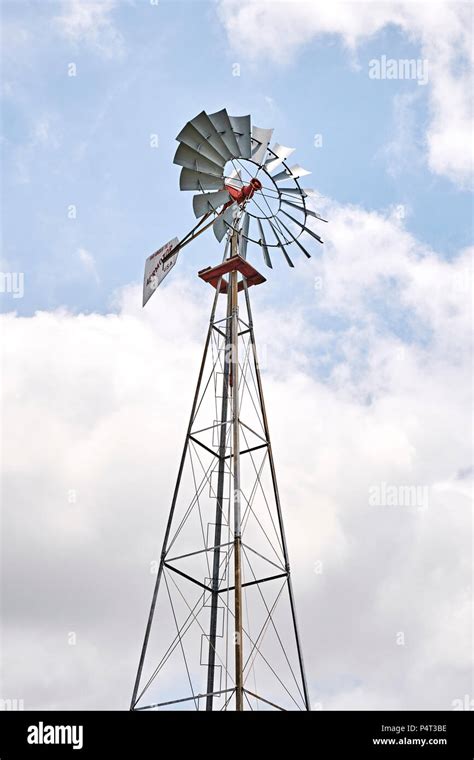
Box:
[2,0,472,317]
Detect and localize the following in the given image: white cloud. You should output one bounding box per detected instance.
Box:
[217,0,473,187]
[78,248,100,284]
[307,193,472,352]
[1,200,471,709]
[378,91,424,177]
[54,0,124,59]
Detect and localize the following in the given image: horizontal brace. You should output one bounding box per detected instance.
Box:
[213,315,230,327]
[224,442,268,459]
[163,562,211,592]
[242,543,286,573]
[191,419,228,437]
[239,420,268,443]
[188,435,220,459]
[218,572,288,594]
[135,687,236,710]
[212,324,227,340]
[243,689,286,711]
[166,541,233,563]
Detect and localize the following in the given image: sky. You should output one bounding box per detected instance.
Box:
[0,0,473,710]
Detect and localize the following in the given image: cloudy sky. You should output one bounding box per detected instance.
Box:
[1,0,472,710]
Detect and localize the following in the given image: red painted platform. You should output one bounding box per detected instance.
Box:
[198,255,266,293]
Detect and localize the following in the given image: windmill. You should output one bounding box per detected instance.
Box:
[131,109,326,712]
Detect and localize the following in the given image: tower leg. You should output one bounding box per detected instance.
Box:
[231,268,244,711]
[130,279,224,711]
[205,288,232,710]
[243,281,311,711]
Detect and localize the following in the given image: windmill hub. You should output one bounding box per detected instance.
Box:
[225,176,262,206]
[223,155,281,220]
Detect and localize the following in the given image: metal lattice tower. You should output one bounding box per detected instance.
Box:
[131,109,326,711]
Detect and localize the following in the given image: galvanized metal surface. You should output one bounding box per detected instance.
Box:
[208,109,241,158]
[264,143,296,173]
[228,114,252,159]
[173,142,224,176]
[142,236,180,307]
[179,168,224,192]
[130,262,227,711]
[175,121,228,166]
[213,204,235,242]
[271,163,312,183]
[206,288,232,711]
[257,217,272,269]
[193,189,231,219]
[189,110,232,160]
[251,126,274,166]
[230,255,243,710]
[172,108,325,265]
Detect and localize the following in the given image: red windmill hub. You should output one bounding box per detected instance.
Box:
[225,177,262,205]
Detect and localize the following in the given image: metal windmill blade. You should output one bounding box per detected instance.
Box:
[251,126,274,165]
[271,164,312,183]
[179,168,223,192]
[193,189,232,219]
[213,204,236,243]
[175,121,228,167]
[208,109,241,158]
[173,143,224,177]
[186,110,232,160]
[228,115,252,158]
[264,143,295,173]
[257,217,272,268]
[142,108,328,307]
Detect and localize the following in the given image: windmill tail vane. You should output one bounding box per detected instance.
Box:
[132,108,326,711]
[142,108,327,306]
